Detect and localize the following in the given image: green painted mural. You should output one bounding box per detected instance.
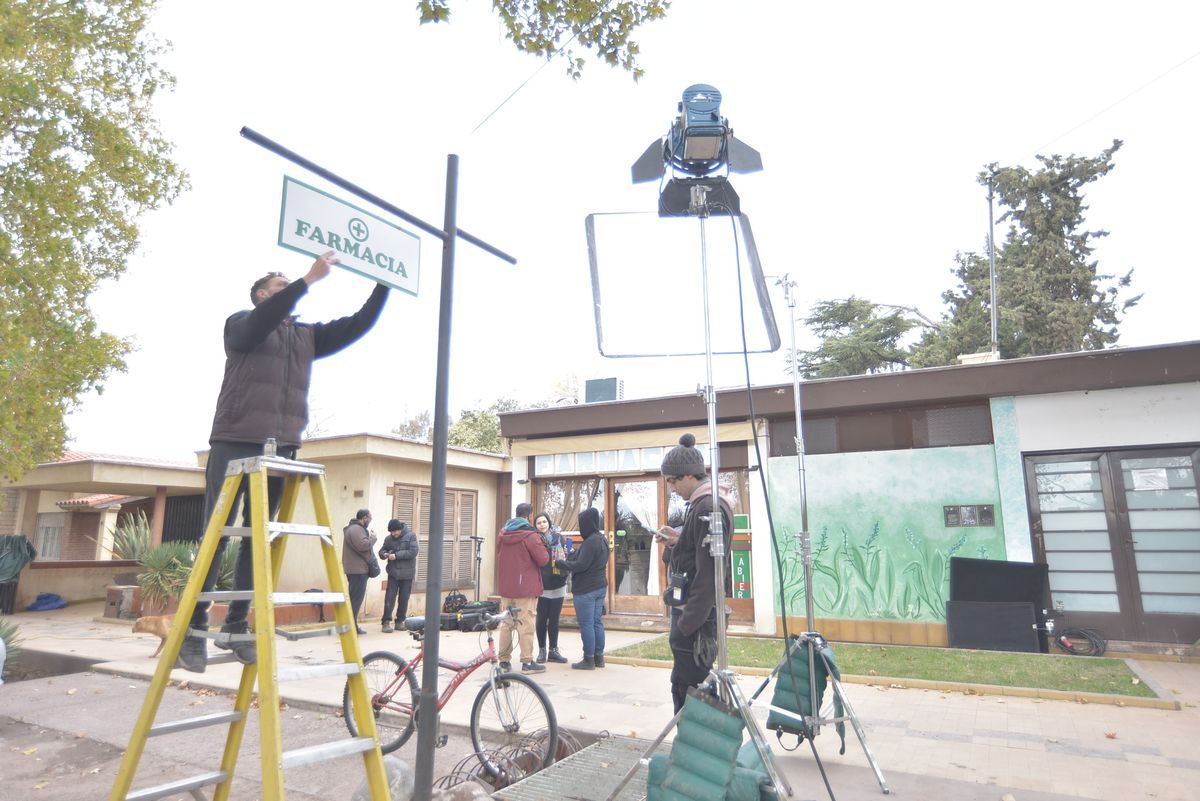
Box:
[768,445,1007,622]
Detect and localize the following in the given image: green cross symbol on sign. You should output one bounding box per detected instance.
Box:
[347,218,369,242]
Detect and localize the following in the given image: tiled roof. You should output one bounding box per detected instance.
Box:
[53,451,197,469]
[56,493,134,510]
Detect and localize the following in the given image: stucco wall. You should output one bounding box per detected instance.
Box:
[1014,383,1200,452]
[768,445,1005,623]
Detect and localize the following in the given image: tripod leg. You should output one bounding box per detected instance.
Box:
[721,672,794,800]
[807,733,837,801]
[602,709,684,801]
[828,675,890,795]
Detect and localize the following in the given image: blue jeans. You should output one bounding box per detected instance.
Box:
[572,587,606,658]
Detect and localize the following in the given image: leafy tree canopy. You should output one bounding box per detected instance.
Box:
[448,398,523,453]
[0,0,187,481]
[417,0,671,79]
[911,140,1139,366]
[392,409,434,442]
[789,297,920,379]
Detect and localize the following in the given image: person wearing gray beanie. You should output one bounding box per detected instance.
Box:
[659,433,732,713]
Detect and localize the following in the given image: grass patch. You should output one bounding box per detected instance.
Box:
[611,636,1156,698]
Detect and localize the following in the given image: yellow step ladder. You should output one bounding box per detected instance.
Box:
[109,453,390,801]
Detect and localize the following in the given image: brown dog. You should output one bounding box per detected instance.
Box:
[132,615,174,658]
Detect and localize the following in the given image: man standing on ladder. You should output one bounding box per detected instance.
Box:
[177,250,389,673]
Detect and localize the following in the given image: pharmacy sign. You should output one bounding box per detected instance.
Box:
[278,176,420,296]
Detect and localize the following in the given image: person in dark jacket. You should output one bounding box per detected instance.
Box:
[342,509,377,635]
[556,507,609,670]
[496,502,550,673]
[178,250,388,673]
[658,434,732,712]
[533,512,573,663]
[379,520,418,632]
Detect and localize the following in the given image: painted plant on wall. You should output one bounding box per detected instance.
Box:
[768,446,1008,622]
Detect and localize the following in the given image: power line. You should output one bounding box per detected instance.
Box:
[1025,46,1200,160]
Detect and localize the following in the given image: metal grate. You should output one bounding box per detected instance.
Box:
[494,735,652,801]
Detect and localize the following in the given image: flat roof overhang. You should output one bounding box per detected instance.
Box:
[501,340,1200,440]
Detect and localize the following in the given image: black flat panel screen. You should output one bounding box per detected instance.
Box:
[946,601,1040,653]
[949,557,1048,607]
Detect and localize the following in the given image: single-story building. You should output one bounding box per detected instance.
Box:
[499,340,1200,648]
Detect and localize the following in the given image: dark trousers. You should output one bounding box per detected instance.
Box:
[190,441,297,632]
[535,596,564,649]
[382,576,413,624]
[669,607,716,714]
[346,574,369,624]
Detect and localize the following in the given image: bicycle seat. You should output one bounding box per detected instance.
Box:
[402,616,426,633]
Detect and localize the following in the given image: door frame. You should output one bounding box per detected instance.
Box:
[1025,445,1200,643]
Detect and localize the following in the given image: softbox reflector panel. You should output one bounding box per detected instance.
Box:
[585,212,780,357]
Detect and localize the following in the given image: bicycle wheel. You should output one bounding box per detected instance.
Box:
[344,651,420,753]
[470,672,558,776]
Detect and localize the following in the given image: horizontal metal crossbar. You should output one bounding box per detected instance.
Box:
[225,455,326,477]
[281,737,376,770]
[276,624,348,641]
[126,770,227,801]
[277,662,360,682]
[268,522,333,539]
[199,590,254,602]
[271,592,344,605]
[149,711,242,737]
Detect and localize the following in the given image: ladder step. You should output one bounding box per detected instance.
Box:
[149,711,243,737]
[199,590,255,602]
[277,624,350,641]
[277,662,360,682]
[219,523,332,541]
[268,522,334,540]
[281,737,375,770]
[126,770,227,801]
[225,454,326,477]
[272,591,345,605]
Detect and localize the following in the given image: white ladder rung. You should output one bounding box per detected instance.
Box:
[271,592,344,605]
[149,711,242,737]
[126,770,227,801]
[282,737,375,770]
[199,590,254,602]
[276,662,360,682]
[268,522,333,541]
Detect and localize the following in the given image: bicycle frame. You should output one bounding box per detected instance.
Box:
[373,624,504,716]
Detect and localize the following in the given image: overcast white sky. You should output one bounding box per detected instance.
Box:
[64,0,1200,462]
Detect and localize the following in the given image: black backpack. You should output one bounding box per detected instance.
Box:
[442,591,468,613]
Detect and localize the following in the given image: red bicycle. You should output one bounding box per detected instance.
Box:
[342,607,558,775]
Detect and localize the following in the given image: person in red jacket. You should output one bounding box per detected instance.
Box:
[496,502,549,673]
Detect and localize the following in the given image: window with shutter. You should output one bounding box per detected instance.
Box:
[391,483,478,593]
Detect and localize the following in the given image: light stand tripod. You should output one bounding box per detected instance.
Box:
[606,184,793,801]
[468,535,485,603]
[750,276,889,797]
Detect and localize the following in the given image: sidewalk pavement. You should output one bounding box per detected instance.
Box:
[5,601,1199,801]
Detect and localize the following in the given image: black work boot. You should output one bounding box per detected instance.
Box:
[536,648,547,663]
[593,651,606,668]
[176,635,207,673]
[547,648,568,664]
[214,624,256,665]
[572,656,595,670]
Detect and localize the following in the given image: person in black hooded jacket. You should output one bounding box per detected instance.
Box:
[555,507,609,670]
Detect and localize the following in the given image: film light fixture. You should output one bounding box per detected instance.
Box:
[631,83,763,216]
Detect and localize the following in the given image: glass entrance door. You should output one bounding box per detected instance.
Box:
[1026,447,1200,643]
[610,479,665,615]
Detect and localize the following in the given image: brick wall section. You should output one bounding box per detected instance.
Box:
[0,489,19,536]
[62,512,101,560]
